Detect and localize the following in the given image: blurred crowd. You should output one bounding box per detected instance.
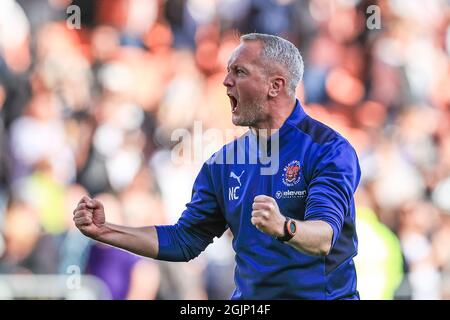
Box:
[0,0,449,299]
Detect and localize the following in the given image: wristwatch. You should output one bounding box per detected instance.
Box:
[276,217,297,242]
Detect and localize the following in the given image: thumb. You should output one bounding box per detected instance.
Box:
[86,198,103,211]
[79,195,92,206]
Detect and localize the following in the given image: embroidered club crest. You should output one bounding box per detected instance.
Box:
[282,160,301,186]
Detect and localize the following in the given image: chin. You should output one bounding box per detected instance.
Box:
[231,115,240,126]
[232,116,250,127]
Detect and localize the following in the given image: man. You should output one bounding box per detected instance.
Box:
[73,33,361,299]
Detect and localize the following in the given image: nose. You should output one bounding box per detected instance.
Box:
[223,72,233,88]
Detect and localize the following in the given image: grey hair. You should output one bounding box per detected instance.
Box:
[240,33,304,96]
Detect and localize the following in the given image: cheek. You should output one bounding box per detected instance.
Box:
[237,80,268,99]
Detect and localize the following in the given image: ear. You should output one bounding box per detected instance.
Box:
[268,76,286,98]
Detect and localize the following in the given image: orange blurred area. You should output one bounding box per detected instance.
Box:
[0,0,449,300]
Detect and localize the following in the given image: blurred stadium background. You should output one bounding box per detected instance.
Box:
[0,0,449,300]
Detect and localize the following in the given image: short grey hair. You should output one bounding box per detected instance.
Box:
[240,33,304,96]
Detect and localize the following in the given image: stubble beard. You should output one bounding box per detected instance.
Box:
[232,97,266,128]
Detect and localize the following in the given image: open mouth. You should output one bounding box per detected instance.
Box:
[228,94,238,113]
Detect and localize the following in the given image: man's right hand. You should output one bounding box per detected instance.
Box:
[73,195,106,239]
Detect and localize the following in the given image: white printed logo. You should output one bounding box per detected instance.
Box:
[230,170,245,187]
[275,190,307,199]
[229,170,244,200]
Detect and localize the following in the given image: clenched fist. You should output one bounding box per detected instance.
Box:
[73,195,106,239]
[251,195,286,238]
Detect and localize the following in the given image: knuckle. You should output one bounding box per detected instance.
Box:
[78,210,89,218]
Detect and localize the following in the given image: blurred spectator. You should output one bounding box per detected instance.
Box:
[8,91,76,186]
[0,0,31,73]
[432,213,450,299]
[0,202,59,274]
[398,201,441,299]
[354,206,404,300]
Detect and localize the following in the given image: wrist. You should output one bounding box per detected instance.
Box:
[93,222,111,241]
[275,217,286,238]
[276,217,298,242]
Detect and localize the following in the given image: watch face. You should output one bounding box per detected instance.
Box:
[288,220,296,235]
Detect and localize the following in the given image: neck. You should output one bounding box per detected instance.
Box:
[250,96,296,137]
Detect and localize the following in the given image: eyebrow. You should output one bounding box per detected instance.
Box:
[227,63,247,72]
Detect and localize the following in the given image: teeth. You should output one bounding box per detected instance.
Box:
[229,96,238,113]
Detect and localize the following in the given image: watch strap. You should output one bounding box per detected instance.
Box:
[276,217,295,242]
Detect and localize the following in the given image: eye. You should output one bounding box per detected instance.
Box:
[236,69,245,76]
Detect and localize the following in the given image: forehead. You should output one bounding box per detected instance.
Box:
[227,41,263,68]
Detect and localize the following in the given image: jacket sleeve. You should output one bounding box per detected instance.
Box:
[155,161,227,262]
[304,138,361,248]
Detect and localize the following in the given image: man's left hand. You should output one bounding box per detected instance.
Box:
[251,195,286,238]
